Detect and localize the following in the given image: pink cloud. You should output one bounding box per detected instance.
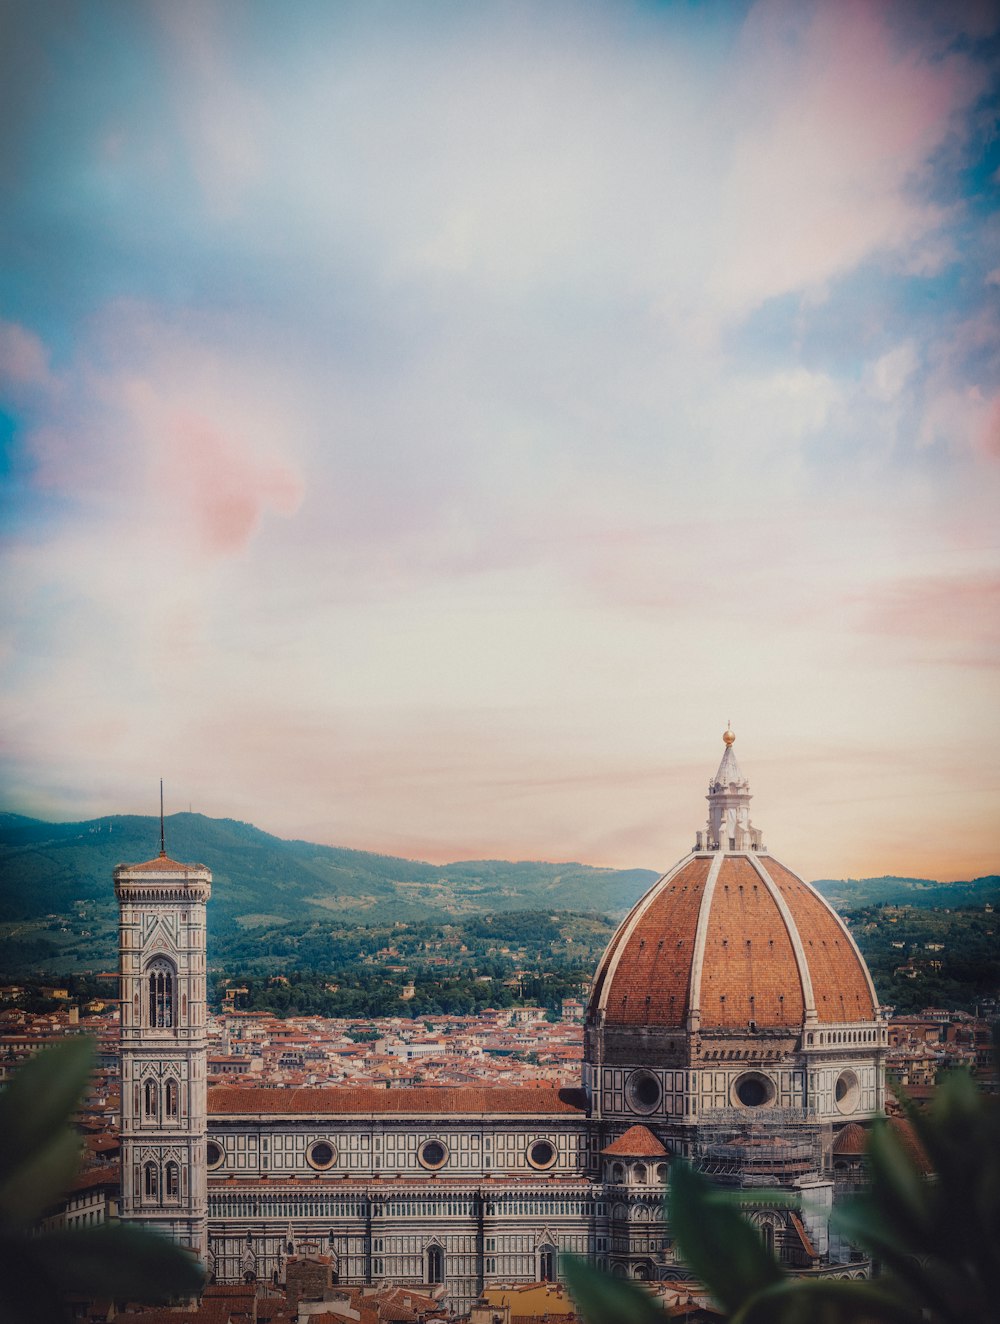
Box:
[0,320,55,392]
[851,573,1000,661]
[711,0,982,310]
[976,394,1000,460]
[165,412,303,555]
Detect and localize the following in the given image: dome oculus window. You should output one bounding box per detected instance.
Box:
[835,1070,860,1115]
[527,1139,557,1170]
[418,1139,449,1170]
[626,1070,662,1114]
[732,1072,776,1109]
[206,1140,224,1170]
[307,1140,338,1170]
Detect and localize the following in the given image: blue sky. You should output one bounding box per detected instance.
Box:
[1,0,998,881]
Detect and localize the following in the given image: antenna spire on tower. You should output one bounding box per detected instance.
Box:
[159,779,166,857]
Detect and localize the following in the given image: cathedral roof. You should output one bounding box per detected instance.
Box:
[586,733,879,1032]
[887,1114,932,1175]
[601,1125,668,1157]
[116,851,209,874]
[207,1085,588,1117]
[711,737,745,789]
[832,1122,867,1155]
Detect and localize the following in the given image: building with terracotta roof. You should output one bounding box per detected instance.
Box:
[116,730,885,1309]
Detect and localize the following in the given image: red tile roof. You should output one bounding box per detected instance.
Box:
[601,1124,668,1157]
[589,852,877,1030]
[208,1085,587,1116]
[116,853,209,873]
[762,859,876,1023]
[68,1163,119,1193]
[700,856,804,1028]
[888,1114,932,1175]
[832,1122,867,1155]
[588,857,710,1027]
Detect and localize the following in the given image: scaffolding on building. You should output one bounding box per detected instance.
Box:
[691,1115,821,1187]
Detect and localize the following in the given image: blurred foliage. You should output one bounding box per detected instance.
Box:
[565,1032,999,1324]
[0,1037,204,1323]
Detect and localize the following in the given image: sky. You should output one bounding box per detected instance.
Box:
[1,0,999,884]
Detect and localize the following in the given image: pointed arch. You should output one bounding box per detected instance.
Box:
[426,1243,444,1284]
[540,1239,556,1281]
[165,1160,180,1199]
[147,958,175,1028]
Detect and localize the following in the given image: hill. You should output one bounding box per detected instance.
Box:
[0,811,658,929]
[812,874,1000,910]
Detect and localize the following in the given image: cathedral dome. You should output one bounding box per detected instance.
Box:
[586,733,878,1033]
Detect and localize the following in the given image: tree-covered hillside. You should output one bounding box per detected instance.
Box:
[0,811,657,928]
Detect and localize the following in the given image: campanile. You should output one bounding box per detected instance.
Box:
[115,838,212,1259]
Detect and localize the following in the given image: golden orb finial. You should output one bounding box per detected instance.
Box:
[723,724,735,747]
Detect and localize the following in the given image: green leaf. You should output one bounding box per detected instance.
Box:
[864,1121,933,1251]
[0,1233,73,1324]
[667,1160,783,1315]
[0,1126,82,1226]
[562,1255,666,1324]
[0,1038,94,1189]
[32,1223,205,1300]
[732,1275,923,1324]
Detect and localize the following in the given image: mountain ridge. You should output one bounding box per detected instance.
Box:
[3,810,996,926]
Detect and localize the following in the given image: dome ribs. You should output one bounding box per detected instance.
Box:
[761,859,877,1023]
[591,851,878,1033]
[699,856,804,1029]
[592,855,711,1027]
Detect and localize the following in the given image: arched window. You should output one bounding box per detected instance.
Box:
[148,960,174,1028]
[633,1163,648,1184]
[762,1223,775,1255]
[426,1245,444,1285]
[539,1247,555,1282]
[143,1079,158,1118]
[143,1161,158,1199]
[610,1162,625,1184]
[165,1078,178,1118]
[165,1161,179,1199]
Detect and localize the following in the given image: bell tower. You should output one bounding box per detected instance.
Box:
[115,804,212,1259]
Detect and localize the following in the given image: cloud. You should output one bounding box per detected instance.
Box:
[867,343,919,402]
[0,1,998,881]
[159,412,303,556]
[851,573,1000,664]
[0,320,55,393]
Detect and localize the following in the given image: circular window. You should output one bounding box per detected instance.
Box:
[733,1072,775,1109]
[835,1070,860,1115]
[527,1139,557,1170]
[206,1140,224,1169]
[418,1139,449,1170]
[626,1070,661,1114]
[307,1140,338,1170]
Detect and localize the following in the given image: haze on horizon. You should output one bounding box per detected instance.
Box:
[1,1,998,886]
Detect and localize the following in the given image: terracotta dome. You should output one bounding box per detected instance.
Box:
[832,1122,867,1155]
[587,733,878,1033]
